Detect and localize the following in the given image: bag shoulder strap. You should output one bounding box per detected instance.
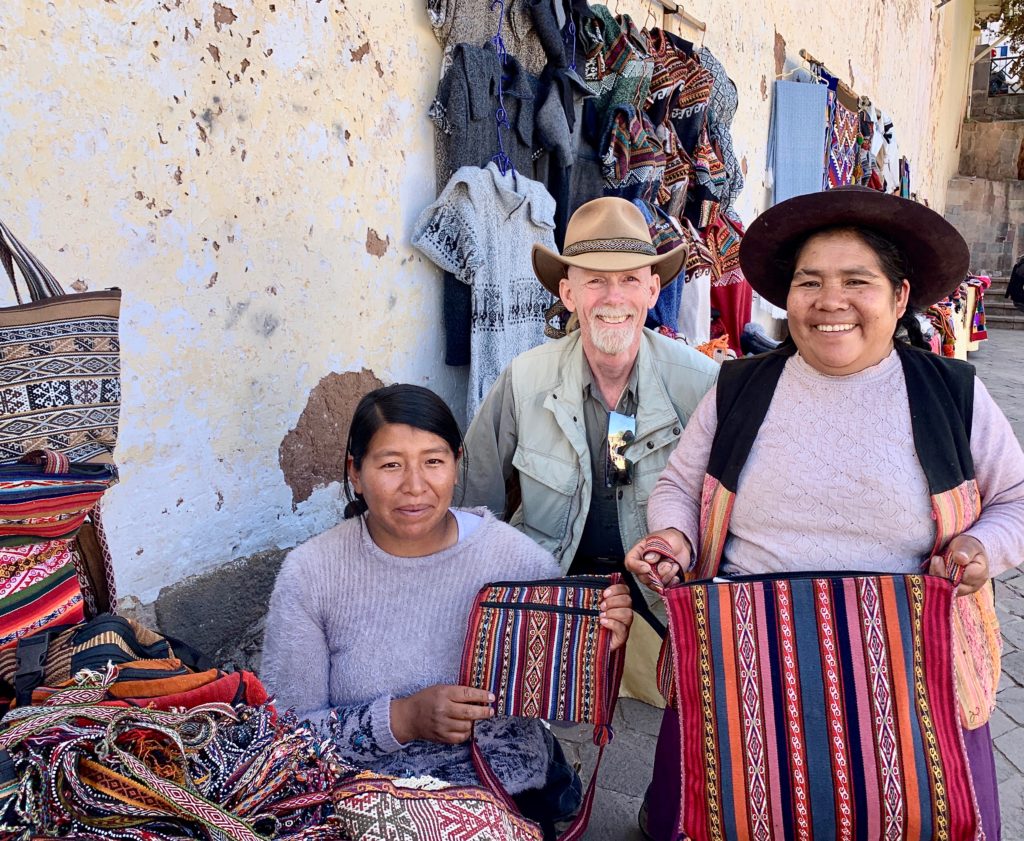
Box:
[0,220,64,303]
[469,643,625,841]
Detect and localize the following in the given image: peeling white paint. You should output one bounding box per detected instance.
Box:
[0,0,973,603]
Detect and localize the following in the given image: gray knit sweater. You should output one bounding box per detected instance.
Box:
[261,508,561,793]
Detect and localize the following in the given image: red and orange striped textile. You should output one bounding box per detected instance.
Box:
[0,540,84,650]
[663,571,982,841]
[460,575,622,734]
[0,453,116,548]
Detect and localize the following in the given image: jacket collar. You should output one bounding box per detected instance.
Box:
[548,329,678,432]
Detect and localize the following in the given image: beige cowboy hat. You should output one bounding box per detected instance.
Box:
[532,197,689,297]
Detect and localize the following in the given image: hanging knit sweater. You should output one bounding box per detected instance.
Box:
[412,163,557,420]
[261,508,561,793]
[648,350,1024,577]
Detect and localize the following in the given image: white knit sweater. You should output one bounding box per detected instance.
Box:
[412,163,557,420]
[260,508,561,792]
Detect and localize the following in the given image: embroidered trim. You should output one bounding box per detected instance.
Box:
[562,237,656,258]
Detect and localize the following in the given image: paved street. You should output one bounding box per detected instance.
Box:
[561,327,1024,839]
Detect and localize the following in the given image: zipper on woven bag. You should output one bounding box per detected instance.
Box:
[478,601,601,617]
[483,575,612,587]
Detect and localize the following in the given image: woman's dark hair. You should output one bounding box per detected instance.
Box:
[783,225,931,351]
[342,384,466,519]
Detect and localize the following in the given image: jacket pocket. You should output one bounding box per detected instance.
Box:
[511,446,577,543]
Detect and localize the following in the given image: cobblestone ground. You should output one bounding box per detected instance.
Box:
[561,327,1024,839]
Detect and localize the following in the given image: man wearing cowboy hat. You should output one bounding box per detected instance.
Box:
[460,197,719,704]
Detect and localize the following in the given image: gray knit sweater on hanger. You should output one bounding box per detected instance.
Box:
[261,508,561,793]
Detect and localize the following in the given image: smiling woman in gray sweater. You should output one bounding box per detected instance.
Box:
[261,384,632,828]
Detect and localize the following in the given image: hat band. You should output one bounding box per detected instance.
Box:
[562,237,657,258]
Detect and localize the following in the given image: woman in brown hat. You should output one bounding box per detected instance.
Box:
[626,187,1024,841]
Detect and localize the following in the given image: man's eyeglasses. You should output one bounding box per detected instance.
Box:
[606,411,636,487]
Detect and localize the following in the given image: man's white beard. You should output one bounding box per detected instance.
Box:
[584,310,639,355]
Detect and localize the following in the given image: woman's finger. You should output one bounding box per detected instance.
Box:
[600,615,631,650]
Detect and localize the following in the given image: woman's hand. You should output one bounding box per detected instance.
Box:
[390,685,494,745]
[625,528,691,591]
[599,583,633,650]
[929,534,990,596]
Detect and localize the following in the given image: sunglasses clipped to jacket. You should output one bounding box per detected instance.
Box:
[605,410,636,487]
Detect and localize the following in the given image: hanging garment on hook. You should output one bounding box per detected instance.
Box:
[431,42,536,184]
[534,64,596,246]
[430,43,537,367]
[601,104,666,203]
[429,0,551,76]
[579,6,655,131]
[412,163,557,419]
[699,45,744,211]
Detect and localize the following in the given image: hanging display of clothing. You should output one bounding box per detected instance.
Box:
[413,163,557,419]
[826,100,859,189]
[428,0,553,76]
[767,80,828,205]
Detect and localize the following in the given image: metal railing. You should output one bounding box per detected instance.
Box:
[990,55,1024,97]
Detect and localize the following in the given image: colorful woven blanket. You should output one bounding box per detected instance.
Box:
[827,101,860,188]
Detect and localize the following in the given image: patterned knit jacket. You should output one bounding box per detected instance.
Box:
[412,163,557,420]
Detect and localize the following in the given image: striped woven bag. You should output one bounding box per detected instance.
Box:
[652,557,983,841]
[459,574,625,841]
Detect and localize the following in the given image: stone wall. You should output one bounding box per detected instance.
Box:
[945,176,1024,276]
[970,58,1024,122]
[959,120,1024,180]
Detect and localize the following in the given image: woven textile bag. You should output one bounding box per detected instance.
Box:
[659,567,982,841]
[0,220,120,464]
[0,539,84,653]
[0,612,213,706]
[329,774,544,840]
[0,449,116,547]
[459,574,626,841]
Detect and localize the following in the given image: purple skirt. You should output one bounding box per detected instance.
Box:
[645,708,1001,841]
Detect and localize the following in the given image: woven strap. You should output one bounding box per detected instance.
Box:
[89,502,118,612]
[637,534,680,595]
[18,448,71,474]
[0,219,64,304]
[469,641,625,841]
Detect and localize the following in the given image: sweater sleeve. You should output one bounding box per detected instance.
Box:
[262,547,408,758]
[963,377,1024,577]
[261,548,334,722]
[646,385,718,561]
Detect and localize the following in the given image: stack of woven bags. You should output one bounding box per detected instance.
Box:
[0,222,541,839]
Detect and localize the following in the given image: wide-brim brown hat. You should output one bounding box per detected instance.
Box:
[532,197,688,296]
[739,186,970,310]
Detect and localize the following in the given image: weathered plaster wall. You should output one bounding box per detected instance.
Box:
[0,2,460,603]
[0,0,974,617]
